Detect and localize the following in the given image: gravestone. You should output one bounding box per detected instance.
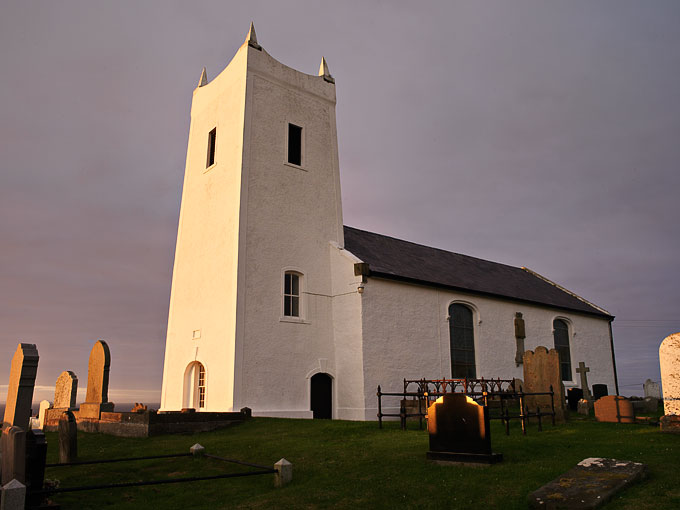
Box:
[1,426,26,485]
[592,384,608,400]
[528,458,647,509]
[567,387,583,411]
[53,370,78,409]
[576,362,592,401]
[1,479,26,510]
[24,429,47,508]
[274,458,293,487]
[514,312,526,365]
[594,395,634,423]
[426,394,502,464]
[79,340,114,419]
[631,397,659,414]
[643,379,661,400]
[37,400,51,430]
[58,411,77,463]
[577,399,592,415]
[523,347,566,422]
[3,343,39,430]
[659,332,680,416]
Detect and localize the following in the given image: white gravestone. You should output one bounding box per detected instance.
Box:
[643,379,661,400]
[659,333,680,416]
[38,400,52,430]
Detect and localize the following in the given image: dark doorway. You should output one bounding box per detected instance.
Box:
[310,373,332,419]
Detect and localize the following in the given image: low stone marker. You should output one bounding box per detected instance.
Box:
[58,411,78,463]
[426,394,502,465]
[1,479,26,510]
[528,458,647,509]
[189,443,205,456]
[594,396,634,423]
[643,379,661,400]
[631,397,659,414]
[274,458,292,487]
[577,399,592,415]
[659,332,679,416]
[54,370,78,409]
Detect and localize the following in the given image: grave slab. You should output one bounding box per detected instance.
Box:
[528,458,647,509]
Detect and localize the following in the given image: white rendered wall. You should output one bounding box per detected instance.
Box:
[358,277,616,420]
[160,44,250,412]
[234,46,343,417]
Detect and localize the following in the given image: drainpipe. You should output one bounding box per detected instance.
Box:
[608,319,619,395]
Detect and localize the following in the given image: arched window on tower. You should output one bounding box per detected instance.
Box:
[283,271,301,318]
[449,303,476,378]
[183,361,206,410]
[553,319,572,381]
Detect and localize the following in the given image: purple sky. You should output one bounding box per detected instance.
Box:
[2,1,679,404]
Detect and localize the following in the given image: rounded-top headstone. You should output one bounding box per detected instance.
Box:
[659,332,680,416]
[85,340,111,404]
[54,371,78,409]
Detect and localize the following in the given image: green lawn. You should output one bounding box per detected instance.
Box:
[43,413,678,509]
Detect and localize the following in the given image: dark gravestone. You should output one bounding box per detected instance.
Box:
[592,384,608,400]
[2,426,26,485]
[568,387,584,411]
[25,429,47,508]
[426,394,502,464]
[58,411,78,463]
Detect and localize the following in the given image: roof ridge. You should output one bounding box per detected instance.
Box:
[343,225,521,271]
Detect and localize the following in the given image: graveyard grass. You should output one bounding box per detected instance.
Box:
[43,412,677,510]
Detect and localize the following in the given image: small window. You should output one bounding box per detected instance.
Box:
[287,123,302,166]
[284,271,300,317]
[553,319,572,381]
[207,128,216,168]
[198,363,206,408]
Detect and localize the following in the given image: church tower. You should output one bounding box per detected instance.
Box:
[160,25,348,415]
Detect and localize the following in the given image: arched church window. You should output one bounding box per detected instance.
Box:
[283,271,301,317]
[553,319,572,381]
[449,303,476,378]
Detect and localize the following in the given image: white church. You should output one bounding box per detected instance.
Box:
[159,26,618,420]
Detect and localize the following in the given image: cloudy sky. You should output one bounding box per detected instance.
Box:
[1,1,678,405]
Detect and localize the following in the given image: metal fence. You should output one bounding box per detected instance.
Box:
[377,377,557,435]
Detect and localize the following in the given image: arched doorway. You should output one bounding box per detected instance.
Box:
[183,361,206,410]
[310,373,332,419]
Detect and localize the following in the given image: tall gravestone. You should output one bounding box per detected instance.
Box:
[3,343,39,431]
[426,394,502,464]
[659,332,680,416]
[58,411,78,463]
[643,379,661,400]
[523,347,566,422]
[54,370,78,409]
[37,400,51,430]
[79,340,114,419]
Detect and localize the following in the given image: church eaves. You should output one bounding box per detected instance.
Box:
[343,226,613,319]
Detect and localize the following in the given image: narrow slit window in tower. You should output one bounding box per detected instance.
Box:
[207,128,216,168]
[288,123,302,166]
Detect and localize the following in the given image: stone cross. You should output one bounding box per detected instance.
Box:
[79,340,114,419]
[54,371,78,409]
[3,343,39,431]
[659,332,680,416]
[576,362,592,401]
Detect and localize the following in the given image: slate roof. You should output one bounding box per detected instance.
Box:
[343,226,612,319]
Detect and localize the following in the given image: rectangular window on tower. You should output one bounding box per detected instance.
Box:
[206,128,216,168]
[287,123,302,166]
